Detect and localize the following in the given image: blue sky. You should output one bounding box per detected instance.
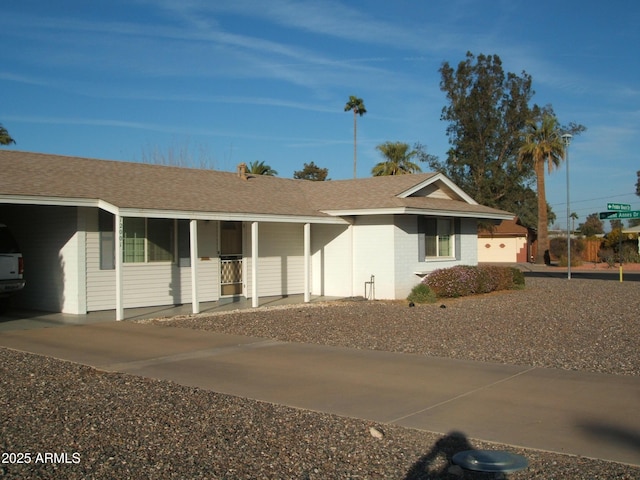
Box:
[2,0,639,228]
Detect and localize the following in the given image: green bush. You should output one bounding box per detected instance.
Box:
[423,265,525,298]
[407,283,437,304]
[510,267,525,287]
[425,266,476,297]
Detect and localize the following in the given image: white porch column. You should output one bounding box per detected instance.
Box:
[115,213,124,321]
[190,219,200,314]
[348,223,355,297]
[304,223,311,302]
[251,221,259,307]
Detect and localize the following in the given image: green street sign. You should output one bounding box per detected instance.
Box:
[607,203,631,211]
[599,210,640,220]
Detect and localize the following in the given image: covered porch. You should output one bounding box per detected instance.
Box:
[0,294,343,331]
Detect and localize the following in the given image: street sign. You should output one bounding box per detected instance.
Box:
[607,203,631,211]
[599,210,640,220]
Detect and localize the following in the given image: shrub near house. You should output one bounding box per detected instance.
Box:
[408,265,524,302]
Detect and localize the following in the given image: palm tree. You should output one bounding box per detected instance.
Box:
[247,160,278,176]
[344,95,366,179]
[518,114,566,264]
[371,142,422,176]
[0,124,15,145]
[570,212,579,235]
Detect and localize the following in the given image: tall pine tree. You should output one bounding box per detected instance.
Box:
[429,52,538,226]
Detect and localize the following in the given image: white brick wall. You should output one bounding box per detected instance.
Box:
[352,215,395,299]
[393,215,421,299]
[311,216,482,301]
[310,224,352,297]
[393,216,480,299]
[459,218,478,264]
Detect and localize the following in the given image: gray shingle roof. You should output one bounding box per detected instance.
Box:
[0,150,512,220]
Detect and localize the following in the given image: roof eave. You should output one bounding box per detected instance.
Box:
[322,207,514,220]
[118,208,348,224]
[396,172,479,205]
[0,194,116,211]
[0,194,347,224]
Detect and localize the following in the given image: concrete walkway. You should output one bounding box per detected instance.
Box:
[1,321,639,467]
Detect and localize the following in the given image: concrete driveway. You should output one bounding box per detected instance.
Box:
[1,320,639,466]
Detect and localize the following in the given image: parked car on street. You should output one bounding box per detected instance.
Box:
[0,223,25,312]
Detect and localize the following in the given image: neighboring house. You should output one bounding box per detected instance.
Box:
[0,151,512,319]
[622,225,640,255]
[478,217,534,263]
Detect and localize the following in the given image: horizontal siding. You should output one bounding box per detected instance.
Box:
[86,213,220,311]
[122,264,185,308]
[85,210,112,311]
[195,260,220,301]
[245,222,305,297]
[255,256,305,297]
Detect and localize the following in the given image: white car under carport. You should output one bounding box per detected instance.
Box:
[0,223,25,311]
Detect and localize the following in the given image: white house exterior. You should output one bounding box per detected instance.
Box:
[0,151,512,319]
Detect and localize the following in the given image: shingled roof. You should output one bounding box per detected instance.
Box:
[0,150,512,221]
[478,217,529,236]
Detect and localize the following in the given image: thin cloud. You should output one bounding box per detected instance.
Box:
[0,72,55,88]
[4,8,401,93]
[4,114,342,146]
[151,0,424,49]
[5,115,180,134]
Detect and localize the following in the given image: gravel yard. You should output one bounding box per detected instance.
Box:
[2,276,639,479]
[147,276,640,376]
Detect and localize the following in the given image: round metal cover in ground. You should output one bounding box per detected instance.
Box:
[452,450,528,473]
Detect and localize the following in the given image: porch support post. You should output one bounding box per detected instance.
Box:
[348,223,355,297]
[304,223,311,303]
[114,212,124,321]
[190,219,200,314]
[251,221,259,308]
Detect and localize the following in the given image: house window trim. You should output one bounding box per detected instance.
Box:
[420,216,457,261]
[99,210,115,270]
[122,217,177,265]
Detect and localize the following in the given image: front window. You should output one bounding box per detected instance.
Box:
[147,218,174,262]
[424,217,454,258]
[122,218,174,263]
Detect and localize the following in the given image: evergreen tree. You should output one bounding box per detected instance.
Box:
[579,213,604,237]
[433,52,536,215]
[293,162,329,181]
[0,123,15,145]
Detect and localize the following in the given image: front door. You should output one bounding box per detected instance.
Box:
[219,221,243,296]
